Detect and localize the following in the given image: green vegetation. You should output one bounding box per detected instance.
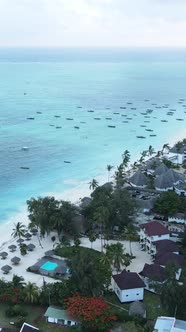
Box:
[154,191,186,216]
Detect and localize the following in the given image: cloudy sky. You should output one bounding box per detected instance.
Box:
[0,0,186,47]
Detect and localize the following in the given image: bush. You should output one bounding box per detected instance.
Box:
[5,305,28,318]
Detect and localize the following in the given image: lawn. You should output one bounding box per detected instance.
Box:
[104,290,167,320]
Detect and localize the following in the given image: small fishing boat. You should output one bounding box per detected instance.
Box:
[66,118,74,120]
[56,126,62,129]
[77,106,82,108]
[27,117,35,120]
[123,121,128,123]
[150,134,157,137]
[87,110,94,112]
[74,126,80,129]
[49,124,55,127]
[120,107,126,109]
[113,112,119,114]
[108,125,116,128]
[20,166,30,169]
[80,121,86,124]
[105,117,112,120]
[176,118,184,121]
[54,115,61,118]
[94,117,101,120]
[21,147,29,151]
[140,125,146,127]
[136,136,146,139]
[145,129,153,132]
[161,120,168,122]
[64,161,71,164]
[144,121,150,123]
[36,111,42,114]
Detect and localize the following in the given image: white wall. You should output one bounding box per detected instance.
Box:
[113,281,144,302]
[47,317,76,326]
[168,217,186,224]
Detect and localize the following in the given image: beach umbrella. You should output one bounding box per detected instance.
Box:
[45,250,54,257]
[1,265,12,274]
[30,228,38,235]
[0,252,8,259]
[17,238,24,243]
[11,256,21,265]
[27,243,35,251]
[8,244,17,252]
[24,232,32,240]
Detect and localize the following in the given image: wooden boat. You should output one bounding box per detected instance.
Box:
[74,126,80,129]
[108,125,116,128]
[66,118,74,120]
[64,161,71,164]
[27,117,35,120]
[136,136,146,139]
[20,166,30,169]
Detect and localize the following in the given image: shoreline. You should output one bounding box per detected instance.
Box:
[0,129,185,249]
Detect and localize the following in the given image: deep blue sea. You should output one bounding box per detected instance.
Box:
[0,48,186,222]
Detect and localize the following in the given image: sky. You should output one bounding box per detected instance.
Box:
[0,0,186,47]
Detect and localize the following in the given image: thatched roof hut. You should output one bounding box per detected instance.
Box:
[11,256,21,265]
[129,301,146,318]
[1,265,12,274]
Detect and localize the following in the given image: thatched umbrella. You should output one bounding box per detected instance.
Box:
[11,256,21,265]
[8,244,17,252]
[30,228,38,235]
[1,265,12,274]
[17,238,24,244]
[0,252,8,259]
[27,243,35,251]
[24,232,32,240]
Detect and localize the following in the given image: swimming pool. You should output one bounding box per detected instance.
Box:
[41,261,58,271]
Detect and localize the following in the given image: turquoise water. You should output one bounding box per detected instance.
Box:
[41,261,58,271]
[0,48,186,222]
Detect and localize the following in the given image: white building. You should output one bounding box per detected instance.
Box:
[44,306,78,326]
[112,270,145,303]
[168,213,186,225]
[166,144,186,165]
[154,316,186,332]
[140,221,170,253]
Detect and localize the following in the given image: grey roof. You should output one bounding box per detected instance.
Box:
[155,169,185,189]
[80,196,92,209]
[129,301,146,317]
[24,232,32,238]
[27,243,35,250]
[154,163,169,176]
[44,306,75,322]
[140,263,166,282]
[153,240,179,253]
[8,245,17,250]
[170,145,186,154]
[155,252,184,267]
[129,170,148,187]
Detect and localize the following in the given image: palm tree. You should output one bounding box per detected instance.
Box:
[123,224,137,255]
[88,231,97,249]
[122,150,130,168]
[106,243,126,272]
[11,222,26,239]
[89,178,99,191]
[162,143,170,154]
[148,145,155,157]
[12,275,25,288]
[106,165,114,182]
[93,206,109,252]
[23,282,39,303]
[115,164,125,188]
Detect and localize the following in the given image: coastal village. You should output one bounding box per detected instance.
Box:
[0,139,185,332]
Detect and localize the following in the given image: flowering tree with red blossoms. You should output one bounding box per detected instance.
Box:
[65,294,117,331]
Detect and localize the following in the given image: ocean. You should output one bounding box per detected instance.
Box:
[0,48,186,223]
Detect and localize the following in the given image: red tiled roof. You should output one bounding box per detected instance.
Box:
[153,240,179,253]
[154,252,184,267]
[112,270,145,290]
[140,221,170,236]
[140,263,166,282]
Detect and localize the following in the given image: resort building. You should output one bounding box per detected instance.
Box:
[140,221,170,253]
[168,213,186,225]
[140,263,166,293]
[154,252,184,280]
[154,316,186,332]
[154,169,185,191]
[44,306,78,326]
[175,182,186,196]
[129,170,148,188]
[112,270,145,303]
[166,145,186,165]
[150,239,179,257]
